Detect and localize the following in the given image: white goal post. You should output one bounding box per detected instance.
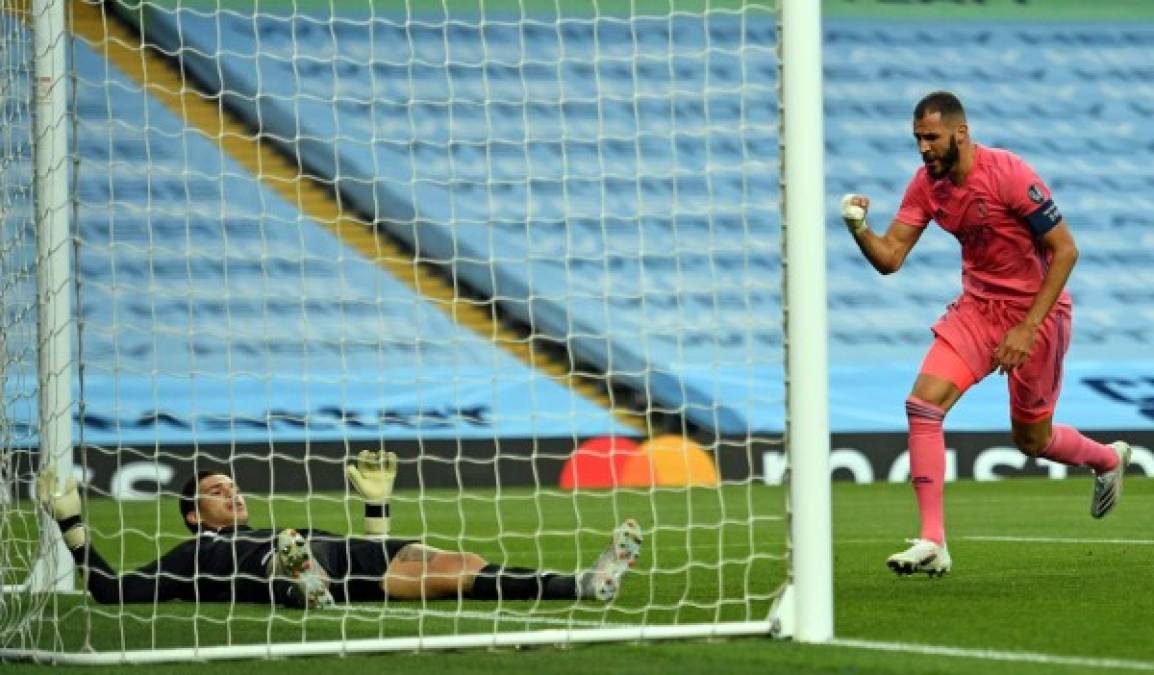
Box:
[0,0,829,662]
[0,0,76,614]
[779,0,833,644]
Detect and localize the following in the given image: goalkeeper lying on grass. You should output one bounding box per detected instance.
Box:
[37,452,642,609]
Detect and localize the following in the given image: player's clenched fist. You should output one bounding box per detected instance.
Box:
[841,193,870,234]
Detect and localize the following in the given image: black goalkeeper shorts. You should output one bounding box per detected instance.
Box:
[308,535,418,602]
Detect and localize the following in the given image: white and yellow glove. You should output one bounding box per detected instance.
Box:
[36,465,87,550]
[345,450,398,538]
[840,193,869,235]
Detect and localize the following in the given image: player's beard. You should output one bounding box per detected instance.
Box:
[924,133,959,179]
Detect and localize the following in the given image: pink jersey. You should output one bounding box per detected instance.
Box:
[895,144,1071,309]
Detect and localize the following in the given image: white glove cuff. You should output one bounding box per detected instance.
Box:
[61,521,87,550]
[364,503,390,537]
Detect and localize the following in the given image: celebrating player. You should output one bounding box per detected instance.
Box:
[841,90,1132,576]
[36,452,642,608]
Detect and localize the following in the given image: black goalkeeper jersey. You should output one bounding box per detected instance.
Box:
[71,526,412,606]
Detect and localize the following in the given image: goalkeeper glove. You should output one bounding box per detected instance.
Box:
[840,193,869,235]
[345,450,398,538]
[36,465,87,550]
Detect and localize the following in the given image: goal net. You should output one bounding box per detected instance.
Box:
[0,0,48,645]
[1,0,829,663]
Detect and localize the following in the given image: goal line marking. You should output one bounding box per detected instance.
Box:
[832,638,1154,671]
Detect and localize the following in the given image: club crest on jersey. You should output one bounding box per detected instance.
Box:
[1027,184,1045,204]
[954,222,992,250]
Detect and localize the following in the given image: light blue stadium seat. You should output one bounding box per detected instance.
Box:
[112,10,1154,433]
[14,40,633,448]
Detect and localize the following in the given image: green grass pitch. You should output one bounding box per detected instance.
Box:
[4,477,1153,673]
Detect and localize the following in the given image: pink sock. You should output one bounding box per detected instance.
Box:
[906,396,947,546]
[1039,424,1118,473]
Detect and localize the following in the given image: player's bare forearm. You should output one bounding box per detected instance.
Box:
[851,222,924,275]
[1023,222,1078,329]
[852,227,899,274]
[994,222,1077,373]
[840,194,923,275]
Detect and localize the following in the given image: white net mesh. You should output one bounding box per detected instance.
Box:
[0,0,51,648]
[3,0,791,661]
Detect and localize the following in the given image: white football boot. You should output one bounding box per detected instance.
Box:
[1091,441,1132,519]
[886,538,951,577]
[579,518,643,601]
[269,528,335,609]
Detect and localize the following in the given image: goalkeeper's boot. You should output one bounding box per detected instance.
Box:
[1091,441,1132,519]
[579,518,643,601]
[886,538,951,577]
[270,528,335,609]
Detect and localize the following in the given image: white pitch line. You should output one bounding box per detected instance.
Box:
[839,536,1154,546]
[962,535,1154,546]
[832,638,1154,672]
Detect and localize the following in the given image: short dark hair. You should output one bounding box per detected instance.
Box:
[914,90,966,122]
[179,470,226,533]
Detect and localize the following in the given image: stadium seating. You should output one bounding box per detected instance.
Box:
[65,40,633,447]
[96,10,1154,435]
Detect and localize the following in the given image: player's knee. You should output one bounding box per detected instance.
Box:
[1011,428,1048,457]
[428,551,486,575]
[909,372,964,412]
[456,552,487,574]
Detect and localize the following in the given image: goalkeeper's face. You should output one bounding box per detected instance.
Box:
[193,474,249,530]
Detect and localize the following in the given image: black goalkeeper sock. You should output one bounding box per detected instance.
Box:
[469,564,577,601]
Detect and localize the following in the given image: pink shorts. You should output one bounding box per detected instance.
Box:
[927,294,1071,423]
